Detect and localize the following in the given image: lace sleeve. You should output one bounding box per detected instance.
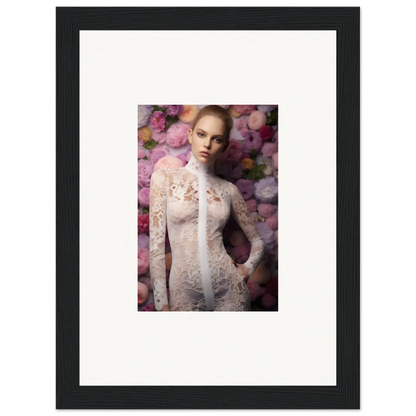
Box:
[230,183,266,276]
[149,169,169,311]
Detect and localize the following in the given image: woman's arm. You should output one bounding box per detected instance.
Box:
[230,182,266,277]
[149,169,169,311]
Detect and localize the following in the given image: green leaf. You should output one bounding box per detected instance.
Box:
[144,139,157,150]
[152,105,167,113]
[142,208,149,214]
[266,111,278,126]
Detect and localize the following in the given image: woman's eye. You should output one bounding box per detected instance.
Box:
[198,133,204,138]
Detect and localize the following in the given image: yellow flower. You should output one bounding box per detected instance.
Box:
[138,126,152,143]
[228,106,242,118]
[242,158,254,170]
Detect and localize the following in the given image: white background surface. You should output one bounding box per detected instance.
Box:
[80,30,335,385]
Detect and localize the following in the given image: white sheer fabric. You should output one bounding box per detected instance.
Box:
[149,153,266,311]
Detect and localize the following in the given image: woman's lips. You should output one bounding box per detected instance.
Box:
[200,152,210,157]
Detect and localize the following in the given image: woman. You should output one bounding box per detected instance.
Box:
[149,105,266,311]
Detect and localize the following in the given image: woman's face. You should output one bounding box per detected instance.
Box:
[188,115,230,164]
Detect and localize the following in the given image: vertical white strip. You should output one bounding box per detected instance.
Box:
[198,174,215,310]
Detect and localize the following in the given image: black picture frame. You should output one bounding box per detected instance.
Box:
[56,7,360,409]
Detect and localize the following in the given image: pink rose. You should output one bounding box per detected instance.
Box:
[235,116,249,136]
[137,247,150,275]
[154,155,184,171]
[261,142,278,157]
[230,105,256,115]
[149,146,170,164]
[174,153,186,165]
[257,203,275,218]
[231,243,250,263]
[166,122,190,147]
[219,138,243,165]
[138,187,150,207]
[248,110,267,130]
[245,199,257,212]
[150,111,167,132]
[261,292,277,308]
[247,281,262,301]
[137,159,154,188]
[265,215,278,230]
[153,131,167,144]
[137,149,146,159]
[138,213,149,234]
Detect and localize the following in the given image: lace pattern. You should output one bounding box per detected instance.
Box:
[149,153,266,311]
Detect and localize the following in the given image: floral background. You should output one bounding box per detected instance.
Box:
[138,105,278,311]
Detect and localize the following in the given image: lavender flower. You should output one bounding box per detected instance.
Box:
[166,105,184,116]
[256,222,276,252]
[236,179,255,200]
[137,105,153,129]
[242,130,263,153]
[254,176,278,203]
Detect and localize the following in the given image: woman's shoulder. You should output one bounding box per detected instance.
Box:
[151,166,185,182]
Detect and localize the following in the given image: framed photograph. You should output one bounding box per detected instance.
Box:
[57,7,359,409]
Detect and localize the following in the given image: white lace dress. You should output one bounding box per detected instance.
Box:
[149,153,266,311]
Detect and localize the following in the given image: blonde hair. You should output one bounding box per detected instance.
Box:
[191,105,234,141]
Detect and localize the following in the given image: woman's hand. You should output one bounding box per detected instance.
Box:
[160,304,170,311]
[231,260,250,284]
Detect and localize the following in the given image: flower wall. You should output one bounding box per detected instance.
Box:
[138,105,278,311]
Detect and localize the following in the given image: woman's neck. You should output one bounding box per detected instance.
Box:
[185,152,215,176]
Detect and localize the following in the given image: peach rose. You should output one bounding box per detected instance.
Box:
[265,215,278,230]
[229,105,256,117]
[228,107,241,118]
[138,282,149,304]
[178,105,199,123]
[272,152,278,170]
[154,155,184,171]
[248,110,267,130]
